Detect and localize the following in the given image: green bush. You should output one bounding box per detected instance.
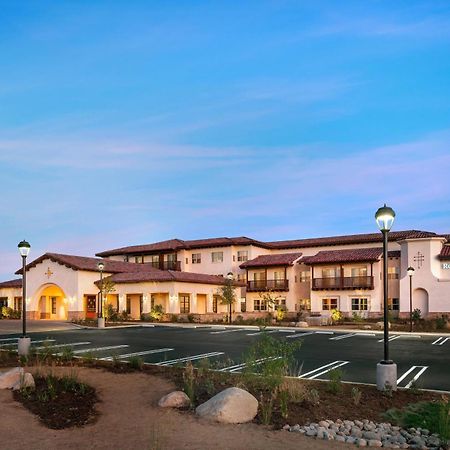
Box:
[436,315,448,330]
[150,304,164,322]
[327,367,343,394]
[412,308,422,322]
[128,356,144,370]
[330,309,343,323]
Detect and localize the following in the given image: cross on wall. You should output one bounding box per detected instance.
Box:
[413,251,425,269]
[45,267,54,279]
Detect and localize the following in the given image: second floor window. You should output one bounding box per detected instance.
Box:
[237,251,248,262]
[300,271,310,282]
[351,267,368,278]
[322,268,338,278]
[192,253,201,264]
[388,267,399,280]
[388,298,400,310]
[211,251,223,263]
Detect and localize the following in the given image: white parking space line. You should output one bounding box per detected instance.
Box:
[156,351,224,366]
[299,360,350,379]
[101,348,174,361]
[278,330,296,333]
[378,335,401,343]
[246,330,280,336]
[432,337,449,346]
[210,329,251,335]
[286,332,316,339]
[0,339,56,347]
[68,345,130,355]
[397,365,429,388]
[315,331,334,335]
[34,342,91,350]
[330,333,356,341]
[219,356,282,373]
[0,337,19,343]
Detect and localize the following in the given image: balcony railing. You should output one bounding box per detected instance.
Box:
[246,279,289,292]
[151,260,181,271]
[312,276,374,290]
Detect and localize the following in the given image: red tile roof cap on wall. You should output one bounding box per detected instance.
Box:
[0,278,22,289]
[439,245,450,261]
[239,253,303,269]
[300,247,386,265]
[96,236,272,257]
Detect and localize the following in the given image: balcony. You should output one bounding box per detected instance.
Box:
[312,276,374,290]
[246,279,289,292]
[151,260,181,271]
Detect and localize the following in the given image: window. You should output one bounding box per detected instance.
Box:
[352,298,368,311]
[241,298,247,313]
[300,271,310,282]
[211,251,223,263]
[253,299,267,311]
[135,256,144,264]
[151,294,156,309]
[180,294,190,313]
[0,297,8,309]
[51,297,57,315]
[322,298,338,310]
[192,253,201,264]
[123,255,129,262]
[126,295,131,314]
[388,267,399,280]
[297,298,311,311]
[274,297,286,308]
[388,298,400,311]
[237,251,248,262]
[14,297,22,311]
[351,267,367,277]
[212,295,220,313]
[237,273,247,282]
[322,268,338,278]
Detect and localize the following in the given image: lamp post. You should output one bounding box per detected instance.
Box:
[18,240,31,356]
[407,266,415,332]
[375,204,397,391]
[227,272,234,324]
[97,261,105,328]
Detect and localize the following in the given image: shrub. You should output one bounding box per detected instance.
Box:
[170,314,178,323]
[352,312,364,323]
[105,304,119,322]
[307,388,320,405]
[60,346,74,363]
[276,305,287,322]
[182,361,195,406]
[187,314,195,323]
[280,378,306,403]
[412,308,422,322]
[436,315,448,330]
[351,386,362,405]
[259,392,275,425]
[330,309,343,323]
[278,389,289,419]
[150,304,164,322]
[120,310,130,321]
[327,368,343,394]
[234,315,244,324]
[129,356,144,370]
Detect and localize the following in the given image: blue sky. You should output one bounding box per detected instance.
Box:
[1,0,450,278]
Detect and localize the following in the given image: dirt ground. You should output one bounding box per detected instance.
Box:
[0,366,352,450]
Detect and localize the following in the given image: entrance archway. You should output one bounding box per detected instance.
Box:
[36,284,68,320]
[413,288,429,317]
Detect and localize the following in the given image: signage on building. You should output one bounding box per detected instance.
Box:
[443,263,450,269]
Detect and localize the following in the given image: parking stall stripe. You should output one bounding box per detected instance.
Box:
[329,333,356,341]
[246,330,280,336]
[397,366,429,388]
[219,356,282,373]
[0,337,19,343]
[315,331,334,335]
[34,341,91,350]
[298,360,349,379]
[378,335,401,343]
[100,348,174,361]
[405,367,428,389]
[0,339,56,347]
[286,332,316,339]
[69,345,130,355]
[432,337,449,346]
[210,329,251,335]
[156,352,224,366]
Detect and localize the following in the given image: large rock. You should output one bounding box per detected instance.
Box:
[13,372,35,391]
[296,321,309,328]
[158,391,190,408]
[196,387,258,424]
[0,367,23,389]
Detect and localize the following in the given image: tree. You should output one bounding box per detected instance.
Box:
[217,275,237,324]
[96,278,116,320]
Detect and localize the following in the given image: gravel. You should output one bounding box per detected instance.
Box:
[285,420,448,449]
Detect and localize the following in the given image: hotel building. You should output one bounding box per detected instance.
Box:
[0,229,449,321]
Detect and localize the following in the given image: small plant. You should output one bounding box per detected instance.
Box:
[330,309,343,323]
[351,386,362,405]
[280,378,306,403]
[82,351,95,364]
[111,354,121,368]
[383,381,393,398]
[436,315,448,330]
[259,392,275,425]
[327,367,343,394]
[129,356,144,370]
[187,314,195,323]
[60,346,74,362]
[409,379,422,395]
[182,361,195,406]
[307,388,320,405]
[412,308,422,322]
[279,389,289,419]
[149,304,164,322]
[352,312,364,323]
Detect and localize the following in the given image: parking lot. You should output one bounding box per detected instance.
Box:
[1,325,449,391]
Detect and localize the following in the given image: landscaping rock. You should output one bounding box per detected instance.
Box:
[295,321,308,328]
[195,387,258,424]
[13,372,35,390]
[0,367,24,389]
[158,391,191,408]
[368,439,382,447]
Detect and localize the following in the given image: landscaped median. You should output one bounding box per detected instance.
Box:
[0,334,448,450]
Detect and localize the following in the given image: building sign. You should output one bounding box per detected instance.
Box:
[443,263,450,269]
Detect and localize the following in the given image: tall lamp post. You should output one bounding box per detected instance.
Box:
[407,266,415,332]
[97,261,105,328]
[227,272,234,324]
[18,240,31,356]
[375,204,397,391]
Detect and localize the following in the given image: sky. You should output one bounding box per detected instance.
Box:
[1,0,450,278]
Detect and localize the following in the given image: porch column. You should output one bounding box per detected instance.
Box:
[191,293,198,313]
[207,293,214,313]
[168,292,179,313]
[118,294,126,313]
[142,294,151,314]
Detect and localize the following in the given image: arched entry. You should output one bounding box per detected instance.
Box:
[36,284,68,320]
[413,288,429,317]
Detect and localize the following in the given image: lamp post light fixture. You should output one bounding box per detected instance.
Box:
[226,272,234,325]
[18,240,31,356]
[97,261,105,329]
[375,204,397,391]
[407,266,415,332]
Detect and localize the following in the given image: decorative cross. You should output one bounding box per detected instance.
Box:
[45,267,54,279]
[413,251,425,269]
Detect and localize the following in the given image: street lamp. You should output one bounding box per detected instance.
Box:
[407,266,415,332]
[375,204,397,391]
[227,272,234,325]
[18,240,31,356]
[97,261,105,328]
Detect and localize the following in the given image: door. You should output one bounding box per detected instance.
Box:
[86,295,97,319]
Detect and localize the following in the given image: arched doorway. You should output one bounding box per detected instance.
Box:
[36,284,68,320]
[413,288,429,318]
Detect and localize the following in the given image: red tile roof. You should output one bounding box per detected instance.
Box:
[0,278,22,289]
[96,236,271,257]
[439,245,450,261]
[301,247,384,265]
[240,253,303,269]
